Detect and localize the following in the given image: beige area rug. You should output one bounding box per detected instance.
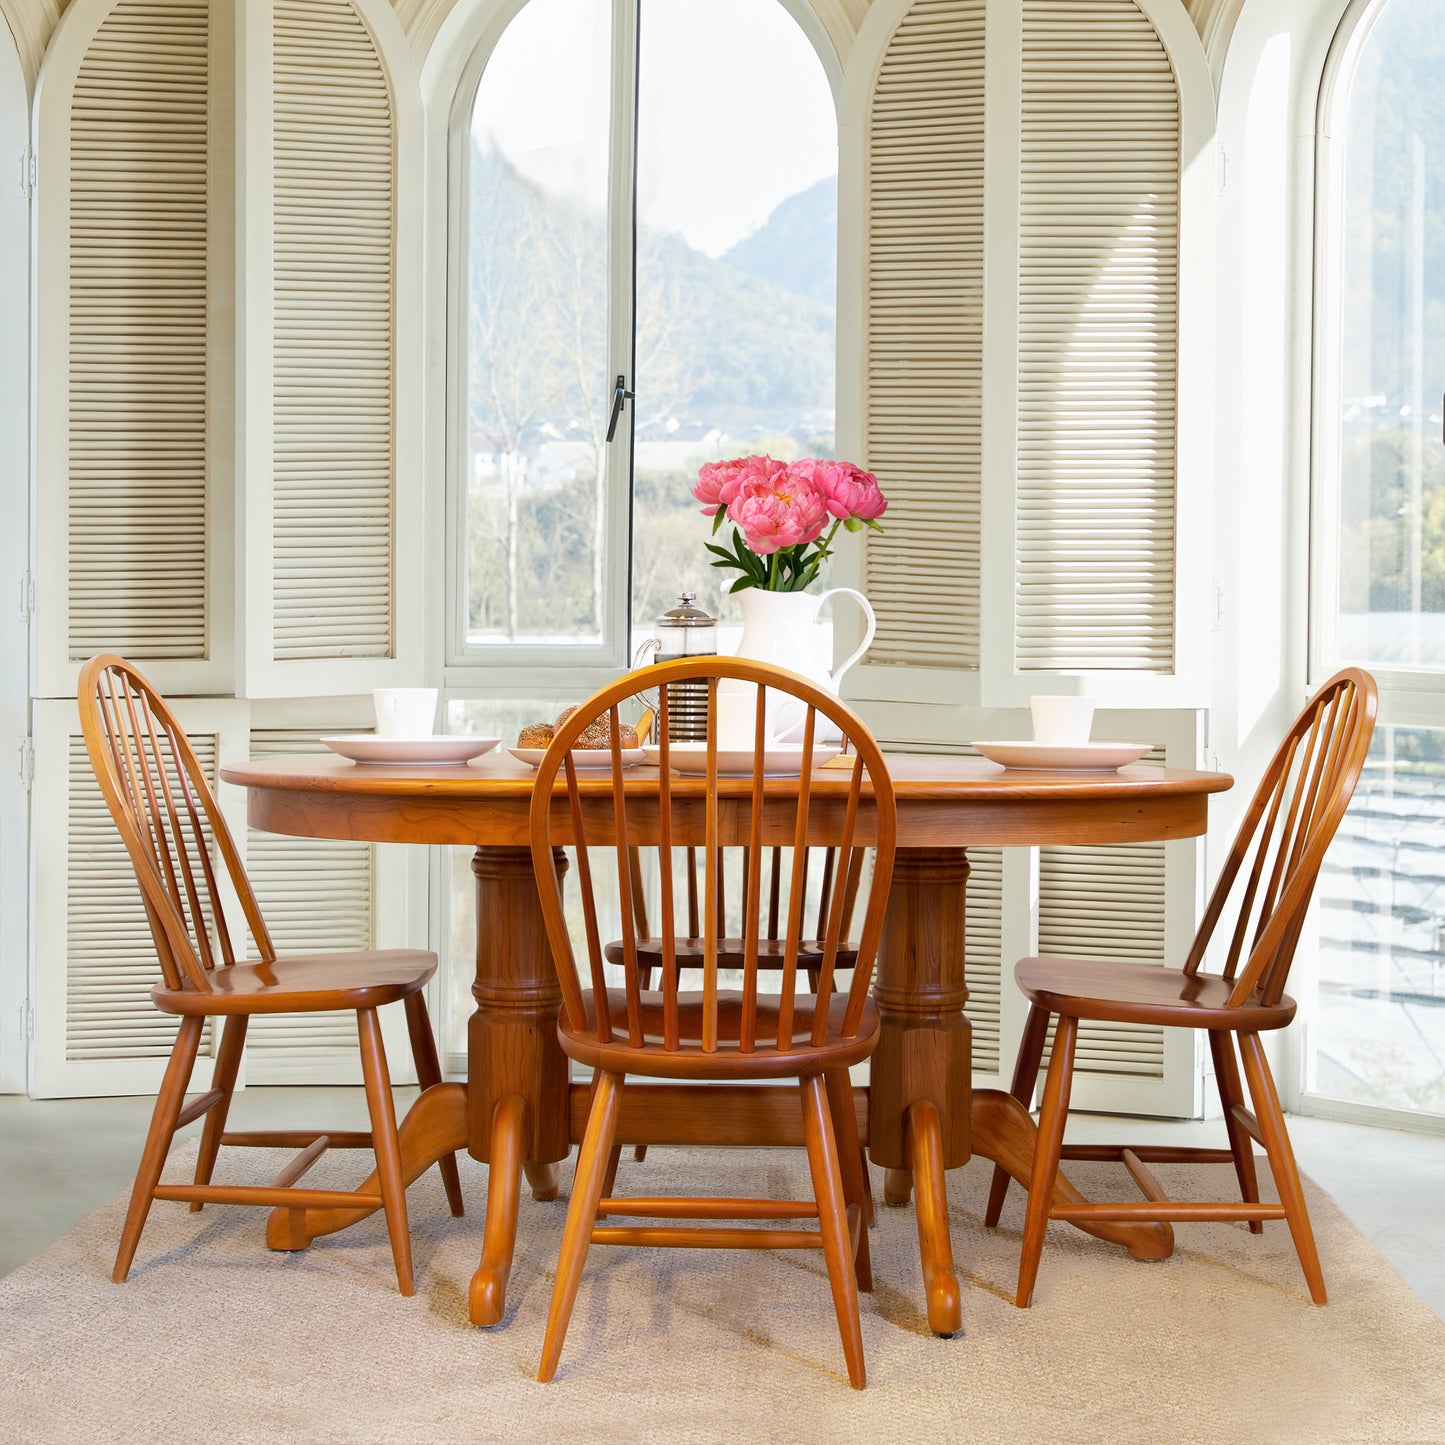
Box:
[3,1141,1445,1445]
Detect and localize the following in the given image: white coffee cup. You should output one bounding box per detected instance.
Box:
[373,687,438,740]
[1030,694,1094,747]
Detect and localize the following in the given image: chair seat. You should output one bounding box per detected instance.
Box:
[1014,955,1297,1031]
[561,989,880,1078]
[604,936,858,972]
[152,949,438,1016]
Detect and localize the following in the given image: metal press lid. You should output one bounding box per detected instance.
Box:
[655,591,716,627]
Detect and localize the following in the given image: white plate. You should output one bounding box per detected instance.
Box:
[972,740,1152,771]
[642,743,841,777]
[320,735,501,765]
[509,747,646,770]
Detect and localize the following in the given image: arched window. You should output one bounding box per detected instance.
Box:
[450,0,838,679]
[1306,0,1445,1122]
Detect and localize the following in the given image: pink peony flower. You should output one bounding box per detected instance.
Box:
[726,462,829,555]
[692,454,783,516]
[803,459,888,522]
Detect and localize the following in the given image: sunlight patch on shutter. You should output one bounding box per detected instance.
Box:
[67,0,209,662]
[863,0,984,668]
[1016,0,1179,671]
[272,0,396,661]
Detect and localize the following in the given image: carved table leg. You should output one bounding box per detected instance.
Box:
[869,848,972,1336]
[465,846,572,1324]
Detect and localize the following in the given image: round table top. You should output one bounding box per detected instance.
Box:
[222,750,1233,851]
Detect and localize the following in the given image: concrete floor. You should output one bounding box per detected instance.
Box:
[3,1089,1443,1319]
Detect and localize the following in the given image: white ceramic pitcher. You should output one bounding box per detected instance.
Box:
[717,586,876,747]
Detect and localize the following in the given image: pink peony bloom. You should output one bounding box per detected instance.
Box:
[803,459,888,522]
[692,454,784,516]
[727,462,829,555]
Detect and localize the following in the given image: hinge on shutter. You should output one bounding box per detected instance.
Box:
[18,570,33,622]
[1216,143,1229,196]
[23,998,34,1044]
[18,736,32,790]
[19,147,33,200]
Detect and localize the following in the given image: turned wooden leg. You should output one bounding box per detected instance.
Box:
[1017,1014,1077,1309]
[825,1067,872,1290]
[803,1074,866,1389]
[190,1015,247,1211]
[357,1007,413,1297]
[883,1168,913,1206]
[907,1099,961,1336]
[539,1070,621,1382]
[1238,1032,1326,1304]
[115,1014,205,1282]
[525,1162,561,1201]
[985,1001,1048,1228]
[1211,1030,1263,1234]
[470,1093,528,1326]
[404,990,464,1218]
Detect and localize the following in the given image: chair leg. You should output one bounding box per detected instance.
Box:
[602,1144,623,1201]
[986,1002,1050,1228]
[403,991,465,1218]
[824,1068,872,1290]
[190,1015,247,1211]
[802,1073,866,1389]
[357,1007,414,1297]
[1017,1013,1077,1309]
[1238,1032,1326,1304]
[1210,1030,1262,1234]
[539,1069,621,1383]
[114,1014,205,1282]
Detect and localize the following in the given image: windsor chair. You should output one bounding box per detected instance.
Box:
[78,654,463,1295]
[987,668,1377,1308]
[531,658,896,1388]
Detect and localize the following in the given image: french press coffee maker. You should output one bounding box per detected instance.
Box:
[636,592,717,741]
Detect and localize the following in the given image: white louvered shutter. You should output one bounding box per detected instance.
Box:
[30,698,249,1098]
[964,845,1003,1076]
[1031,747,1195,1114]
[236,0,424,698]
[1015,0,1179,673]
[33,0,222,699]
[860,0,984,672]
[241,729,376,1082]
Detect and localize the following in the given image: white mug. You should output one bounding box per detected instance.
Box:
[373,687,437,740]
[1030,694,1094,747]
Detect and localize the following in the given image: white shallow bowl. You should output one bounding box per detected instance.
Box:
[971,740,1152,771]
[320,735,501,765]
[641,743,841,777]
[509,747,646,770]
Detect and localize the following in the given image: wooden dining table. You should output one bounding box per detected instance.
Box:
[222,748,1230,1335]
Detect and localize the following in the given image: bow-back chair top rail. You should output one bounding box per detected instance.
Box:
[995,666,1378,1311]
[76,653,461,1296]
[529,657,897,1387]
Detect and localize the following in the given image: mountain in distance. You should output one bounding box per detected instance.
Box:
[720,175,838,308]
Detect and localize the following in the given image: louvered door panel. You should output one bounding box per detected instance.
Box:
[1037,837,1167,1080]
[66,0,210,664]
[964,844,1002,1075]
[63,733,219,1063]
[862,0,984,668]
[271,0,395,662]
[243,729,373,1058]
[1015,0,1179,671]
